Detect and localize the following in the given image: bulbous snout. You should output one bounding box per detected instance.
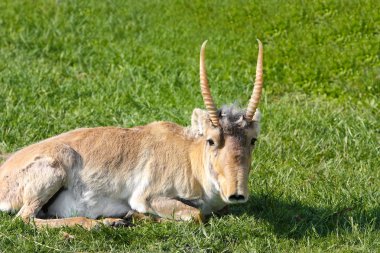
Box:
[215,137,252,205]
[218,163,250,204]
[228,193,247,203]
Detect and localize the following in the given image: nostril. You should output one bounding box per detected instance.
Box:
[228,194,245,202]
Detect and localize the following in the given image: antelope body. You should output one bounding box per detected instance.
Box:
[0,41,263,229]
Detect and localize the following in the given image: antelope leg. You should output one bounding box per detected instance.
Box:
[30,217,132,229]
[148,197,204,222]
[124,210,163,222]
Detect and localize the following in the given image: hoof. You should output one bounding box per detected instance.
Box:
[102,218,134,228]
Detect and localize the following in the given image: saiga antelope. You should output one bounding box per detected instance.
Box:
[0,40,263,229]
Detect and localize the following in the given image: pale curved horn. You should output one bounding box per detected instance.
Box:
[200,40,219,127]
[246,39,263,121]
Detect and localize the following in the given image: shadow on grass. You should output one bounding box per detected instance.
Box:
[229,193,379,239]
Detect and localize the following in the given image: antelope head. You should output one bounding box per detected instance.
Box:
[192,40,263,204]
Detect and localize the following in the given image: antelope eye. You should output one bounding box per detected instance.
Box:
[251,138,257,146]
[207,139,215,146]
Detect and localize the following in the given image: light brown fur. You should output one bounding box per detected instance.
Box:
[0,109,260,229]
[0,41,263,229]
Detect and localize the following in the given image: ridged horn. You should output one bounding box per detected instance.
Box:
[245,39,263,122]
[200,40,219,127]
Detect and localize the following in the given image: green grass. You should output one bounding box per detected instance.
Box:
[0,0,379,252]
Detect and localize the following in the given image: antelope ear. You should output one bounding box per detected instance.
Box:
[252,109,261,137]
[252,109,261,122]
[191,108,209,136]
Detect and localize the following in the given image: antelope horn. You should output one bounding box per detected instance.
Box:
[200,40,219,127]
[245,39,263,122]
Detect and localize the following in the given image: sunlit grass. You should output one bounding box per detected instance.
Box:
[0,0,379,252]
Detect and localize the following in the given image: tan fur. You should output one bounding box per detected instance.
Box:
[1,44,265,229]
[1,40,264,229]
[0,109,260,229]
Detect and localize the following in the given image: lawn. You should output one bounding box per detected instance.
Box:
[0,0,379,252]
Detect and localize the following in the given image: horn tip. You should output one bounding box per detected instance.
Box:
[256,38,262,47]
[201,40,208,48]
